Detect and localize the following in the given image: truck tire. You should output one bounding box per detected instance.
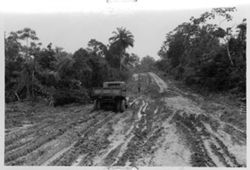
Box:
[94,99,101,110]
[120,99,126,112]
[125,101,128,109]
[116,100,121,112]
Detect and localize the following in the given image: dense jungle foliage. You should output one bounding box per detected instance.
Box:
[156,8,246,96]
[5,27,140,105]
[5,7,246,105]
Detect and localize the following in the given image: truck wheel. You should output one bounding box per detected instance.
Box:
[116,100,121,112]
[125,100,128,109]
[94,99,101,110]
[120,99,126,112]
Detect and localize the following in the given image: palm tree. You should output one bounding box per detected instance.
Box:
[109,27,134,70]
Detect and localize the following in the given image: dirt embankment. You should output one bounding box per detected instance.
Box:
[5,72,246,167]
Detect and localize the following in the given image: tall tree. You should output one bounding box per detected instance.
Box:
[16,28,39,58]
[109,27,134,70]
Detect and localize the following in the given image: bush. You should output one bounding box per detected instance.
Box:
[53,88,89,106]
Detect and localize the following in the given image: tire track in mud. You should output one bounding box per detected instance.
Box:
[73,112,122,166]
[155,74,245,167]
[48,111,115,166]
[5,124,49,152]
[79,98,153,167]
[135,73,192,166]
[37,110,108,166]
[42,142,77,166]
[5,72,246,167]
[172,112,216,167]
[5,118,69,155]
[136,107,191,166]
[172,111,244,167]
[91,110,135,166]
[35,111,104,166]
[11,110,99,166]
[5,111,73,147]
[86,101,145,166]
[5,121,50,147]
[135,73,245,167]
[202,122,246,166]
[5,106,97,165]
[119,73,189,166]
[109,99,165,166]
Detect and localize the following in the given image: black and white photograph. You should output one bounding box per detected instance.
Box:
[2,0,248,167]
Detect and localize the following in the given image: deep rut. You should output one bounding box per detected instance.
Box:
[5,72,246,167]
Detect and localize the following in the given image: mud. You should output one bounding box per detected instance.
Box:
[5,72,246,167]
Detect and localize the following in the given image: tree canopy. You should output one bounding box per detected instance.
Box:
[5,27,138,105]
[157,7,246,94]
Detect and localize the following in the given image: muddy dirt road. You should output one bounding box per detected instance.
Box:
[5,72,246,167]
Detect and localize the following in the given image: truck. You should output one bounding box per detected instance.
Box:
[92,81,128,112]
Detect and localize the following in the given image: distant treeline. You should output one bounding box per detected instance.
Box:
[5,8,246,105]
[5,27,141,105]
[156,7,246,95]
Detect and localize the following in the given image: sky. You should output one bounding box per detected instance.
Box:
[3,5,248,60]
